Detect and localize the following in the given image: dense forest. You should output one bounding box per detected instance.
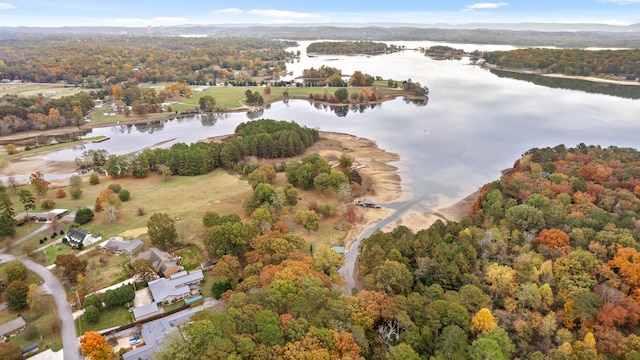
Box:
[483,48,640,79]
[0,92,95,134]
[307,41,396,55]
[98,119,320,178]
[0,36,292,85]
[151,144,640,359]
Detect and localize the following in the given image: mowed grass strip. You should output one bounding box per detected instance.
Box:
[0,83,84,99]
[77,305,133,336]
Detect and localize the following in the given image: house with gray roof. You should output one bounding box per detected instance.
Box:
[102,237,144,256]
[122,309,195,360]
[148,270,204,305]
[0,316,26,338]
[132,248,182,278]
[64,228,101,248]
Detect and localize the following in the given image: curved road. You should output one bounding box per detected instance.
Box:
[338,196,432,292]
[0,254,79,360]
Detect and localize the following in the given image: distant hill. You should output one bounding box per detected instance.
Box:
[1,24,640,48]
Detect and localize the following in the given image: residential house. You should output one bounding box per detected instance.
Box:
[148,270,204,305]
[64,228,101,248]
[132,248,182,278]
[14,209,68,225]
[0,316,26,339]
[101,237,144,256]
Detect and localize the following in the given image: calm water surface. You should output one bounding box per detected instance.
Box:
[42,41,640,209]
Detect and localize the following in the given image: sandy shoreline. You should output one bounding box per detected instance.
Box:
[310,132,477,251]
[1,130,477,248]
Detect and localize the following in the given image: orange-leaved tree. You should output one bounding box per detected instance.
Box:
[535,229,571,250]
[80,331,112,360]
[111,85,123,101]
[609,247,640,289]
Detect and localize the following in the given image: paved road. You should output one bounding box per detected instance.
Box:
[0,254,80,360]
[338,195,431,293]
[0,222,50,252]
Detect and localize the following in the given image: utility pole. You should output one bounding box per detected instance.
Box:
[75,289,82,334]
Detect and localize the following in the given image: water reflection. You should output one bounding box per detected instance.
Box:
[22,41,640,210]
[201,113,227,127]
[490,69,640,99]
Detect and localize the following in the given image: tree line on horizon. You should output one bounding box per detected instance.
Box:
[483,48,640,79]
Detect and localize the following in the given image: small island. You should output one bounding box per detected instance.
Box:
[306,41,403,55]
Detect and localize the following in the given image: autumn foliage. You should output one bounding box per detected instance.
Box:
[535,229,571,250]
[80,331,112,360]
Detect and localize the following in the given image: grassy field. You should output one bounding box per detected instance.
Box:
[7,167,351,260]
[0,83,84,99]
[6,169,253,251]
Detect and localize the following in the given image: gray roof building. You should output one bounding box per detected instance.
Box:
[0,316,26,338]
[102,237,144,256]
[123,310,194,360]
[132,302,159,321]
[132,248,182,278]
[64,228,91,248]
[148,270,204,304]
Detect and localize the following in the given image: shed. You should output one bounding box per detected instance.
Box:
[185,295,203,307]
[22,343,39,355]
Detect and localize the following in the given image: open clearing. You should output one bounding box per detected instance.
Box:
[0,83,84,99]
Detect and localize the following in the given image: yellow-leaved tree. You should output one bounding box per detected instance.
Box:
[471,308,497,334]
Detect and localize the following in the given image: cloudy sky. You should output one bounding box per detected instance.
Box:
[0,1,639,27]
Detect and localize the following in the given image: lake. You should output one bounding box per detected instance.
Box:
[39,40,640,210]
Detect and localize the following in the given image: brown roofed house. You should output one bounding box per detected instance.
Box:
[132,247,182,278]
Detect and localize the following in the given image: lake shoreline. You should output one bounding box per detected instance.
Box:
[482,64,640,86]
[1,128,476,254]
[0,92,428,146]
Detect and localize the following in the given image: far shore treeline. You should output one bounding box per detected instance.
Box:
[96,119,319,177]
[484,48,640,79]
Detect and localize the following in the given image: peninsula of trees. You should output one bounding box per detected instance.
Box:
[483,48,640,79]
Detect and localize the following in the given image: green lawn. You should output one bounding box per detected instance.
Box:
[163,300,186,313]
[77,305,133,336]
[176,244,206,271]
[43,244,74,265]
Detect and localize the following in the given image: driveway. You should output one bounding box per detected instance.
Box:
[0,254,80,360]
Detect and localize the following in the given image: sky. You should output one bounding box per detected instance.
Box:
[0,0,639,27]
